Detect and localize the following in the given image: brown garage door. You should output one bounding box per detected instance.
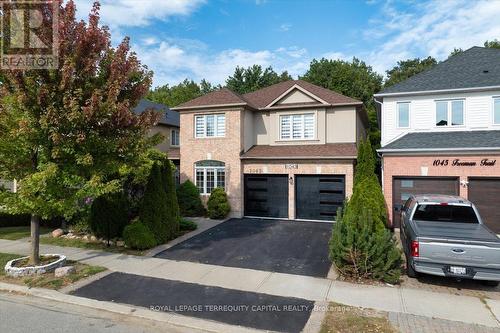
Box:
[392,177,459,227]
[468,178,500,234]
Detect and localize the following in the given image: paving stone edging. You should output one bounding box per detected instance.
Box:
[5,254,66,277]
[0,282,270,333]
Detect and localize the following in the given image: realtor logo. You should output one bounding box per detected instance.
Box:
[1,0,59,69]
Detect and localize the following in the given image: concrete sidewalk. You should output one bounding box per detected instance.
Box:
[0,238,499,329]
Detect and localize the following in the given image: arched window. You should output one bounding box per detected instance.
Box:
[195,160,225,195]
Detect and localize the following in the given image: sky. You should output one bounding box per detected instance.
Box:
[73,0,500,88]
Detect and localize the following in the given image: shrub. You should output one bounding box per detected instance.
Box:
[177,180,206,217]
[329,207,402,284]
[207,188,230,219]
[139,163,169,244]
[347,138,388,230]
[123,221,157,250]
[180,218,197,232]
[160,159,180,240]
[89,192,129,239]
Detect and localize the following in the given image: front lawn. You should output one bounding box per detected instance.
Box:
[320,302,396,333]
[0,252,106,290]
[0,226,52,240]
[39,236,144,256]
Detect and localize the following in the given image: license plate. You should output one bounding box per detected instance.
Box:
[450,266,467,275]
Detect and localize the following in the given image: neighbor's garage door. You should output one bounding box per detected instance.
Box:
[295,175,345,221]
[244,174,288,218]
[468,178,500,234]
[392,177,459,227]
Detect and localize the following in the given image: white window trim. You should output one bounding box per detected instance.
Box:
[279,112,316,141]
[434,99,466,128]
[396,102,411,129]
[194,114,225,138]
[194,166,225,195]
[171,129,180,147]
[493,96,500,126]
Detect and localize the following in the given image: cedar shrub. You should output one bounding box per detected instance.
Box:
[89,192,129,239]
[123,220,157,250]
[207,188,230,219]
[177,180,206,216]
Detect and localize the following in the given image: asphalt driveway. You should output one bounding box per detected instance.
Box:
[72,272,314,333]
[155,218,332,277]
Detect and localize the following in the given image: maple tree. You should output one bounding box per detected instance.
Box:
[0,1,158,264]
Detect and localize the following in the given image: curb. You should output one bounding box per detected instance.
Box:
[0,282,271,333]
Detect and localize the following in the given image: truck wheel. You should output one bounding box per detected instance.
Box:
[482,281,499,287]
[406,255,418,278]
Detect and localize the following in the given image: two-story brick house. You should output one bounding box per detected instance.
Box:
[172,80,367,221]
[375,47,500,233]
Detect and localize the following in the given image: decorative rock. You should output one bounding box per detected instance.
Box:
[51,228,64,238]
[5,255,66,278]
[90,235,97,242]
[54,266,76,277]
[116,240,125,247]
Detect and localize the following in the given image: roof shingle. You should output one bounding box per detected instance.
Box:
[379,130,500,151]
[174,88,251,109]
[377,47,500,95]
[241,143,358,159]
[133,99,179,127]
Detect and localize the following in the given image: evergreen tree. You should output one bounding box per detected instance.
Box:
[160,159,180,239]
[177,180,206,216]
[139,163,168,244]
[329,208,401,284]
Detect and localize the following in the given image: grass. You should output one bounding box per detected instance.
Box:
[0,253,106,290]
[0,226,52,240]
[320,302,396,333]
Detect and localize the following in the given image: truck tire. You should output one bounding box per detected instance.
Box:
[406,255,418,278]
[482,281,499,287]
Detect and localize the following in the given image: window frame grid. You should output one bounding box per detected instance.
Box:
[435,99,465,127]
[194,166,226,195]
[279,113,315,140]
[194,114,226,138]
[396,102,410,128]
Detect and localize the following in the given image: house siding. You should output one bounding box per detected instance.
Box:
[381,90,500,147]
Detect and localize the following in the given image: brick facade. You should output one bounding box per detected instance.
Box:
[383,154,500,225]
[179,108,244,218]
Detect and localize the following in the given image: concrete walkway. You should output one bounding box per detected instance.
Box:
[0,238,499,329]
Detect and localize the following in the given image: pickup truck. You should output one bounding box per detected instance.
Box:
[400,194,500,286]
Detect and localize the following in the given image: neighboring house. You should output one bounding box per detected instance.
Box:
[375,46,500,233]
[133,99,180,183]
[171,80,367,221]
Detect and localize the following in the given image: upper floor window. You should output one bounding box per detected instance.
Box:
[195,114,225,138]
[436,100,464,127]
[194,160,225,195]
[494,98,500,125]
[397,102,410,128]
[280,113,315,140]
[171,129,180,146]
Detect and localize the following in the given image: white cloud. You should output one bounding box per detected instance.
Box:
[279,23,292,32]
[364,0,500,74]
[73,0,206,28]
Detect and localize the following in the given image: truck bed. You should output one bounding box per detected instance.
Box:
[413,220,500,244]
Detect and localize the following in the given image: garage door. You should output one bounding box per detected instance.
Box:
[392,177,459,227]
[244,174,288,218]
[468,178,500,234]
[295,175,345,221]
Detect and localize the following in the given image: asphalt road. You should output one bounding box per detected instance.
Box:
[0,292,200,333]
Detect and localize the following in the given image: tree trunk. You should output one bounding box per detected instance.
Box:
[30,214,40,265]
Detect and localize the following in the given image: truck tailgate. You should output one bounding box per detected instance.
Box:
[413,221,500,242]
[418,238,500,269]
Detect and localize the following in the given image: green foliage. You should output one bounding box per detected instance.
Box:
[160,159,180,240]
[484,39,500,49]
[207,188,231,219]
[448,48,464,58]
[300,57,382,108]
[348,139,387,230]
[180,218,198,232]
[123,221,157,250]
[384,56,437,88]
[226,65,292,94]
[329,208,402,284]
[177,180,206,217]
[147,79,219,107]
[139,163,169,243]
[89,192,129,239]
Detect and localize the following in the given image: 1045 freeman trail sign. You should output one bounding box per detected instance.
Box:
[0,0,59,69]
